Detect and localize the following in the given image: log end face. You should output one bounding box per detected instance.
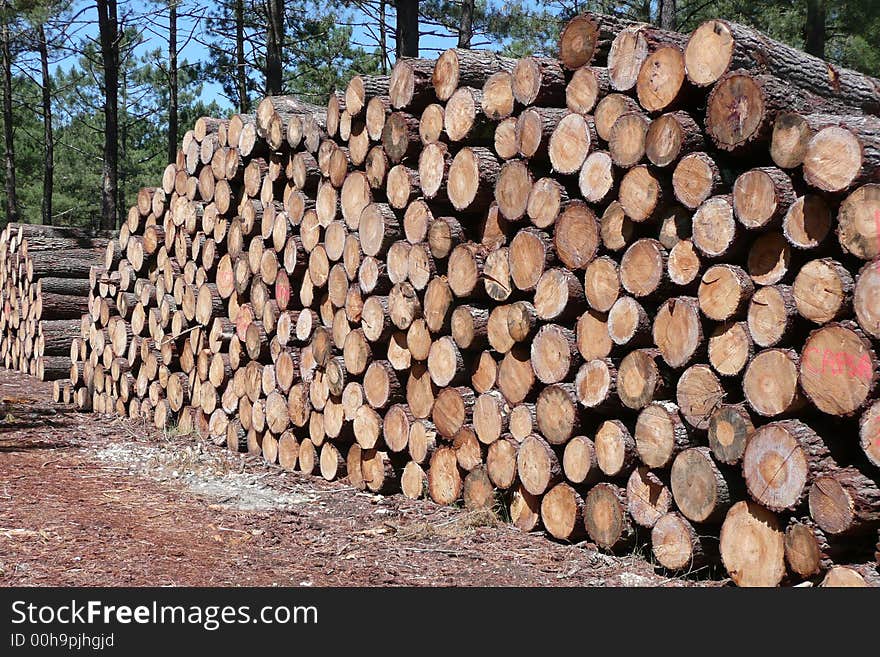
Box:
[619,166,660,224]
[495,160,532,222]
[652,512,697,571]
[583,483,628,551]
[595,420,630,477]
[608,27,649,92]
[706,73,765,151]
[653,297,701,369]
[708,321,751,377]
[535,384,578,445]
[579,151,615,203]
[558,14,600,70]
[534,268,576,320]
[668,240,701,287]
[549,113,591,175]
[528,177,564,229]
[482,72,514,120]
[531,325,575,385]
[635,403,678,469]
[742,422,809,511]
[617,349,657,410]
[733,169,779,229]
[389,60,416,109]
[554,202,599,271]
[784,522,822,578]
[684,20,735,87]
[445,88,478,142]
[673,152,716,210]
[517,434,555,496]
[562,436,597,484]
[627,466,671,528]
[720,500,785,587]
[645,114,685,167]
[821,566,870,587]
[541,482,583,541]
[677,364,724,431]
[512,56,543,106]
[636,47,686,114]
[447,148,480,211]
[771,112,813,169]
[698,265,745,321]
[808,476,855,535]
[567,66,601,114]
[803,127,862,194]
[743,349,801,417]
[671,449,719,523]
[708,405,754,465]
[401,461,427,499]
[620,238,664,297]
[418,143,447,199]
[693,196,736,258]
[609,112,648,168]
[799,325,875,416]
[575,359,612,409]
[433,49,460,102]
[837,184,880,260]
[510,484,541,532]
[859,401,880,468]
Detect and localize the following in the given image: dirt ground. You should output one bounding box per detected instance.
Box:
[0,370,719,587]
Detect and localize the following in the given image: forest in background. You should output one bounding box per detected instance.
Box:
[0,0,878,231]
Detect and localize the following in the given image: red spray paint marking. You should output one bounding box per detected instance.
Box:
[875,209,880,270]
[217,268,233,291]
[802,346,872,382]
[276,279,290,308]
[865,208,880,445]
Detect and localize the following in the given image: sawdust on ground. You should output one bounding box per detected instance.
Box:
[0,370,719,587]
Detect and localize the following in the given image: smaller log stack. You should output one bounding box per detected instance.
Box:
[0,223,107,395]
[55,11,880,587]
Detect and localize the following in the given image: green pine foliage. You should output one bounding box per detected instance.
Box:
[1,28,221,227]
[0,0,877,229]
[284,18,382,104]
[202,1,383,108]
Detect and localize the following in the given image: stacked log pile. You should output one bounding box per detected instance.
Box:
[0,224,107,390]
[61,13,880,586]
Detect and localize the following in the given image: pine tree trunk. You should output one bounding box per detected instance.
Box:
[659,0,676,30]
[37,23,53,225]
[804,0,826,59]
[235,0,249,112]
[97,0,120,230]
[167,1,178,165]
[1,12,18,223]
[378,0,388,73]
[265,0,284,96]
[458,0,474,48]
[395,0,419,57]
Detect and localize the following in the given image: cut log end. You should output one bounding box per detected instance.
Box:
[720,500,785,587]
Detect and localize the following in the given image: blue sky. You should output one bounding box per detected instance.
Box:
[45,1,490,113]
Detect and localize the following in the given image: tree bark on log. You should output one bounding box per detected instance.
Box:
[685,19,880,114]
[558,12,642,70]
